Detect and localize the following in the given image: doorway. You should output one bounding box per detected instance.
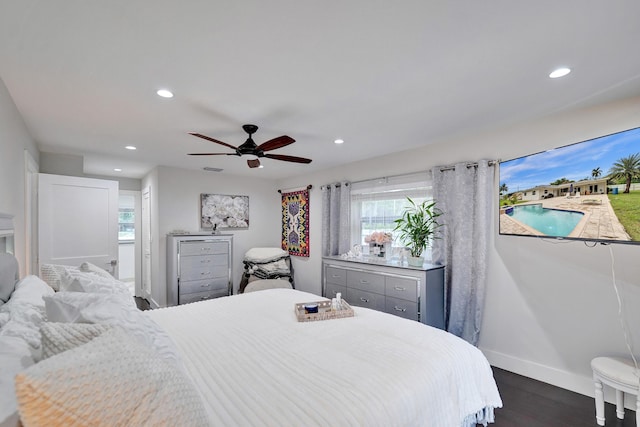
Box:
[118,190,141,297]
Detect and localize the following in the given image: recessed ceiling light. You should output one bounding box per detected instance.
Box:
[334,139,344,144]
[549,68,571,79]
[156,89,174,98]
[258,165,264,169]
[125,145,137,150]
[113,168,122,172]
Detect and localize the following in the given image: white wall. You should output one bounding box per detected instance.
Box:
[277,95,640,400]
[0,76,39,276]
[145,166,281,307]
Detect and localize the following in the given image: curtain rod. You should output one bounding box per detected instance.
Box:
[277,184,312,194]
[322,170,429,189]
[438,159,499,172]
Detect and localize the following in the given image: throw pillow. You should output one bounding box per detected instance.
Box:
[41,322,112,359]
[79,262,113,279]
[15,328,209,427]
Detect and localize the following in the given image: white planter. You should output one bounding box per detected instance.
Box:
[407,256,424,267]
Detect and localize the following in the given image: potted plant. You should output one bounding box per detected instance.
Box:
[393,197,443,267]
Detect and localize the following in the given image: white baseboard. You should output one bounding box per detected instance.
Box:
[480,347,636,410]
[481,347,594,396]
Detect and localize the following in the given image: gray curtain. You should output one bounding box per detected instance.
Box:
[431,160,493,345]
[321,182,351,256]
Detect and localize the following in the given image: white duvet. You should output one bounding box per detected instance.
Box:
[147,289,502,427]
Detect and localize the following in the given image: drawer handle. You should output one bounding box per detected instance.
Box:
[201,283,211,288]
[201,271,210,275]
[393,306,407,312]
[332,274,341,278]
[360,297,369,303]
[200,296,210,300]
[201,259,211,263]
[201,247,211,251]
[360,280,369,284]
[393,286,406,291]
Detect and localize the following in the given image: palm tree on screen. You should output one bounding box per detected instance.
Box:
[608,153,640,193]
[499,183,508,197]
[592,167,602,179]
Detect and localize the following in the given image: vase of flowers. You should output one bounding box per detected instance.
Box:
[364,231,393,259]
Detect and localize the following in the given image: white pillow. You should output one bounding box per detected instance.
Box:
[0,275,54,360]
[44,292,180,366]
[41,322,112,359]
[79,262,113,279]
[60,269,130,296]
[15,328,209,427]
[39,264,79,292]
[4,275,54,310]
[44,292,135,322]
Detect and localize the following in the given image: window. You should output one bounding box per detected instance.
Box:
[118,194,135,241]
[350,172,433,257]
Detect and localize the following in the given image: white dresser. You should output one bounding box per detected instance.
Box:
[167,234,233,306]
[323,256,445,329]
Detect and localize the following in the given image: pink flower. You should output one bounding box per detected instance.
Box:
[365,231,392,244]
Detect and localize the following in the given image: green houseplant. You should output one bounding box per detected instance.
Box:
[393,197,443,267]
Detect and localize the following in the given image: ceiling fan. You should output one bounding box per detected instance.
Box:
[188,124,312,168]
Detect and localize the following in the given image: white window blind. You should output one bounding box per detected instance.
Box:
[350,172,433,253]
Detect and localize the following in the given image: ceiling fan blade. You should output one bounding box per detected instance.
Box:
[188,152,237,156]
[264,153,312,164]
[189,133,238,150]
[256,135,295,152]
[247,159,261,168]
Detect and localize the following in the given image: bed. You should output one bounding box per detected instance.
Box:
[0,254,502,427]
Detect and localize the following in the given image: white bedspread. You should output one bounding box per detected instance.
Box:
[147,289,501,427]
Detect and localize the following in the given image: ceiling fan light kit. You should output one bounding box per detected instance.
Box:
[189,124,312,168]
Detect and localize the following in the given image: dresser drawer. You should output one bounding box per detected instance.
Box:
[180,277,229,295]
[180,254,228,271]
[346,287,385,311]
[325,266,347,285]
[179,289,228,305]
[180,241,229,257]
[385,277,418,302]
[325,282,346,299]
[384,296,419,321]
[347,270,385,294]
[180,264,228,282]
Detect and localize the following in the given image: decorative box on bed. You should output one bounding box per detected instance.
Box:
[322,256,445,329]
[166,234,233,306]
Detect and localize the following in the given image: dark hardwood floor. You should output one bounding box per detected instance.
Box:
[491,367,636,426]
[134,296,150,311]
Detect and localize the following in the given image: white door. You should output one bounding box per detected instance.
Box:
[141,186,152,299]
[38,174,119,276]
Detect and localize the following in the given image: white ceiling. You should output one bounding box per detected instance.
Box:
[1,1,640,180]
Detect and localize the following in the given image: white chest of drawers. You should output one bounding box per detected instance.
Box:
[322,257,445,329]
[167,234,233,306]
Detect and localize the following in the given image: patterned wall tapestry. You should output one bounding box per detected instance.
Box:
[281,188,310,257]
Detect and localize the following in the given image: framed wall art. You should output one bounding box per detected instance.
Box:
[201,194,249,230]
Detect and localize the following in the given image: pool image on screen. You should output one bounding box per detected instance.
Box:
[498,126,640,244]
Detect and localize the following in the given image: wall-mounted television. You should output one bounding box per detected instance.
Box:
[499,126,640,244]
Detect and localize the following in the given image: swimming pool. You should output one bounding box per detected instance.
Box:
[506,204,584,237]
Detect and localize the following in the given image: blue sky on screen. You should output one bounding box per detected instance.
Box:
[499,127,640,192]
